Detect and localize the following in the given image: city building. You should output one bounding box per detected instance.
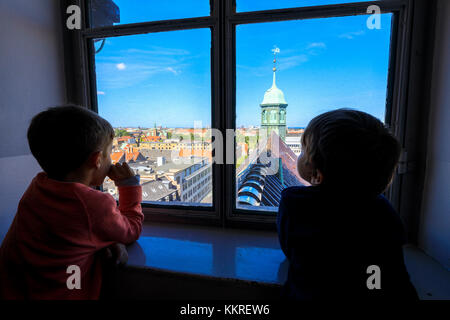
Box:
[139,142,178,151]
[141,179,178,202]
[156,158,212,203]
[285,134,302,156]
[110,147,146,164]
[180,163,212,203]
[237,131,307,208]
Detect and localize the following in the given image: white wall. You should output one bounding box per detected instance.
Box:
[419,0,450,270]
[0,0,66,241]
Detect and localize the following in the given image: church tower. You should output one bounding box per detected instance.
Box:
[260,47,288,141]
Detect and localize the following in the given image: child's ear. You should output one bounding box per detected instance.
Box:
[310,169,324,185]
[89,151,102,169]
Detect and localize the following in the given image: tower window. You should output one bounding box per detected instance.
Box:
[235,14,392,212]
[69,0,414,228]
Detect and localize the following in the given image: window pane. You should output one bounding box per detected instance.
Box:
[237,0,371,12]
[89,0,210,28]
[93,29,213,207]
[236,14,392,211]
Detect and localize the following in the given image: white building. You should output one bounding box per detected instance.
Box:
[285,135,302,156]
[157,156,166,166]
[158,158,212,203]
[180,164,212,203]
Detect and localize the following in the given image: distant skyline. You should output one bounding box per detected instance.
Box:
[111,126,305,130]
[95,1,392,128]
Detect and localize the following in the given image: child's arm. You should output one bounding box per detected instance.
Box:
[103,243,128,265]
[87,163,144,247]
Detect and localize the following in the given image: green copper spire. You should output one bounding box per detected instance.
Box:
[261,47,287,106]
[260,47,288,142]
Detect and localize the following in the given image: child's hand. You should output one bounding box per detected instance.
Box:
[104,243,128,266]
[107,162,135,182]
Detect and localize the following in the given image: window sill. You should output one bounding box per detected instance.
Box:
[112,223,450,300]
[125,221,288,286]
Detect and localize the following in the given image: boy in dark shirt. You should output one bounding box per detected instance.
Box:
[277,109,418,300]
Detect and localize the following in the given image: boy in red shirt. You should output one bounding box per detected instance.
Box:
[0,105,144,299]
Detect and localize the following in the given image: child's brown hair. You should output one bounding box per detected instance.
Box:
[27,105,114,180]
[302,109,401,196]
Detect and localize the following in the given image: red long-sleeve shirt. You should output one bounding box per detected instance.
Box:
[0,172,144,300]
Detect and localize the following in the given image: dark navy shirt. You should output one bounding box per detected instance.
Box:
[277,185,418,300]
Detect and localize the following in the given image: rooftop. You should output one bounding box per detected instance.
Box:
[141,179,176,201]
[237,131,309,208]
[155,157,206,174]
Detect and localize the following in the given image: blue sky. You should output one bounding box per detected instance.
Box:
[94,1,392,128]
[237,0,369,12]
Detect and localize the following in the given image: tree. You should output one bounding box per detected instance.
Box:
[115,129,128,137]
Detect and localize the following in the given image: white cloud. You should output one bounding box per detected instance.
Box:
[97,91,105,95]
[94,45,193,89]
[237,54,309,77]
[277,54,309,71]
[307,42,326,49]
[116,63,126,70]
[95,60,190,89]
[339,31,365,40]
[166,67,179,75]
[127,47,190,56]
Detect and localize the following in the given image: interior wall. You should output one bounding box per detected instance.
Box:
[419,0,450,270]
[0,0,66,241]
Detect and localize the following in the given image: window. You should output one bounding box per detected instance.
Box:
[93,27,213,207]
[70,0,414,228]
[235,14,392,212]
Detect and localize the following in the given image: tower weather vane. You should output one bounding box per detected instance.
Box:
[272,46,280,72]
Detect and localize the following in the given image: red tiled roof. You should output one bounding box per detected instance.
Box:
[269,131,309,186]
[143,136,161,142]
[111,152,124,164]
[117,136,132,142]
[125,151,142,162]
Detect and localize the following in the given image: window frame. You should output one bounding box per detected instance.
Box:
[61,0,429,237]
[224,0,414,228]
[76,0,224,226]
